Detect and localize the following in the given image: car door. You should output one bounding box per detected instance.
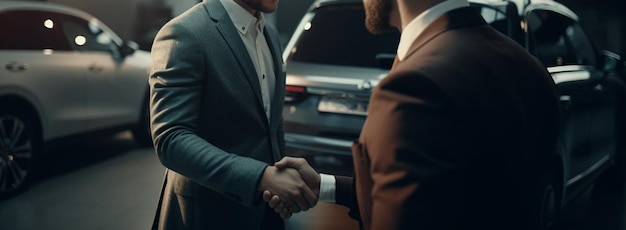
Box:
[560,15,617,178]
[0,10,88,139]
[58,15,146,131]
[525,8,614,186]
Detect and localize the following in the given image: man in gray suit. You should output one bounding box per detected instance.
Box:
[149,0,319,229]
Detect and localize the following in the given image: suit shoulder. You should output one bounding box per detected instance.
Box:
[161,4,212,34]
[375,69,454,108]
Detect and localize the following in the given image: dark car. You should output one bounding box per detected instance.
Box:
[281,0,626,227]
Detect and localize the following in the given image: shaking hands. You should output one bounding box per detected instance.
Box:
[257,157,320,218]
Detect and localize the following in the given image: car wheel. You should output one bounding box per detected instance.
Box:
[131,97,152,147]
[0,107,40,199]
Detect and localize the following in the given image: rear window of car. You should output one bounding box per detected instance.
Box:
[289,4,400,69]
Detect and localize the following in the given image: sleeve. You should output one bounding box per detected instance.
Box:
[318,173,337,203]
[364,71,469,229]
[335,175,360,221]
[149,21,268,209]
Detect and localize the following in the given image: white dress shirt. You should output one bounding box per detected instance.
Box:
[220,0,276,120]
[396,0,469,61]
[317,0,471,203]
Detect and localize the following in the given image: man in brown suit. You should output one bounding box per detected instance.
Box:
[265,0,560,229]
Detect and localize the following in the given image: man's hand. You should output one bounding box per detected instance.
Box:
[263,190,292,218]
[262,157,321,218]
[275,157,320,197]
[257,166,317,213]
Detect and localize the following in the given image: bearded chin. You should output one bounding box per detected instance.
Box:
[364,0,393,35]
[365,14,392,35]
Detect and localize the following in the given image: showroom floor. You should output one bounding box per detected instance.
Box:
[0,131,623,230]
[0,132,357,230]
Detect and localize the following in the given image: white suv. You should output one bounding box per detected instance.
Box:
[0,1,152,198]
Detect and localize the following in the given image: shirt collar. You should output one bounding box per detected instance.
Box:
[219,0,265,36]
[396,0,469,61]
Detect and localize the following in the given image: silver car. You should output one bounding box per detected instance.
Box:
[0,1,151,198]
[282,0,399,176]
[282,0,625,227]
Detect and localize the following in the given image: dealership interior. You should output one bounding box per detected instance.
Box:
[1,0,626,229]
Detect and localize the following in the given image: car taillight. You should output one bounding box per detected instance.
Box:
[285,85,307,103]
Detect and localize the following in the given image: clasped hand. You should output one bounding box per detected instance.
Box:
[257,157,320,218]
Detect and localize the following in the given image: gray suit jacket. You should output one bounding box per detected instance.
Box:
[149,0,286,228]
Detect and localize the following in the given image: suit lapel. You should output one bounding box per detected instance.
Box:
[203,0,264,108]
[264,25,284,128]
[264,25,282,82]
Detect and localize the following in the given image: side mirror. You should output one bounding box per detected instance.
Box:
[600,50,623,74]
[120,40,139,57]
[375,53,396,70]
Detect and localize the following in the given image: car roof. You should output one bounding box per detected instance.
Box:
[0,1,94,21]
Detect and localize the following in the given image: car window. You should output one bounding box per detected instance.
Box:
[0,10,70,50]
[472,5,508,35]
[564,20,597,66]
[60,15,118,53]
[526,9,596,67]
[289,4,400,69]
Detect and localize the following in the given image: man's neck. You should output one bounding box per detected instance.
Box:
[396,0,445,31]
[233,0,257,16]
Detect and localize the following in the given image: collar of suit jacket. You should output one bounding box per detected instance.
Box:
[397,0,469,61]
[219,0,266,36]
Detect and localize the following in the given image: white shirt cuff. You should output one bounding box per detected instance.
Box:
[318,173,336,203]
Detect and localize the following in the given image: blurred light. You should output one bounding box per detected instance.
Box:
[96,34,110,45]
[304,22,312,31]
[285,85,307,103]
[75,36,86,46]
[44,19,54,29]
[286,85,306,93]
[43,49,53,55]
[88,21,100,34]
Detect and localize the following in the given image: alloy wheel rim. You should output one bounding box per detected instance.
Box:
[0,115,32,193]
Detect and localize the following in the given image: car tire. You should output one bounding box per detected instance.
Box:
[0,107,41,199]
[131,97,152,147]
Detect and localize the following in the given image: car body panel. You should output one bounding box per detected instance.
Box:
[83,50,150,132]
[1,50,88,139]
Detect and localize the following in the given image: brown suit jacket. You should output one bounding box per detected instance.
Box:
[336,7,560,230]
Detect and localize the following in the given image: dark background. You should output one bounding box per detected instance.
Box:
[279,0,626,57]
[556,0,626,58]
[5,0,623,57]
